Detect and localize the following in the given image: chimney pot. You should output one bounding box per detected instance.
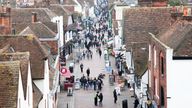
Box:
[32,12,37,23]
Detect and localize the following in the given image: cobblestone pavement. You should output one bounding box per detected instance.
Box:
[58,46,135,108]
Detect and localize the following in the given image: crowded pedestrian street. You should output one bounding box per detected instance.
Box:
[58,40,135,108]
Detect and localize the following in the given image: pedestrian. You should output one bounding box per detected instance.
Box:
[113,89,117,103]
[98,92,103,106]
[94,91,99,106]
[134,98,139,108]
[93,78,97,91]
[80,63,83,73]
[99,48,102,57]
[86,68,90,77]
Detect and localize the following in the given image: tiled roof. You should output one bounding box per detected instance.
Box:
[33,82,43,108]
[12,8,57,34]
[0,52,30,99]
[11,8,56,24]
[132,43,149,77]
[0,61,20,108]
[123,7,175,75]
[158,20,192,56]
[0,35,48,79]
[20,22,56,38]
[49,4,70,25]
[43,22,57,33]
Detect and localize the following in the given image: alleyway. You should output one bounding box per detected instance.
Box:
[58,45,135,108]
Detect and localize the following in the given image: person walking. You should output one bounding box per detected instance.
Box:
[93,77,97,91]
[94,91,99,106]
[98,92,103,106]
[80,63,84,73]
[113,89,117,104]
[86,68,90,77]
[134,98,139,108]
[99,48,102,57]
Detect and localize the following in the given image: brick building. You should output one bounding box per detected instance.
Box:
[0,6,11,34]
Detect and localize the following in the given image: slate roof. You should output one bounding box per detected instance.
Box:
[0,52,30,99]
[158,20,192,56]
[0,61,20,108]
[0,35,48,79]
[19,22,56,38]
[123,7,175,76]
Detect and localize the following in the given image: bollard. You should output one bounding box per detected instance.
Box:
[67,103,68,108]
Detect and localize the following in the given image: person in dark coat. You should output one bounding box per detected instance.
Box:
[98,92,103,106]
[86,68,90,77]
[113,89,117,103]
[134,98,139,108]
[93,78,97,91]
[94,91,99,106]
[99,49,102,57]
[80,63,83,73]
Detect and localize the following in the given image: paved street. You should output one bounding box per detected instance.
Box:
[58,45,135,108]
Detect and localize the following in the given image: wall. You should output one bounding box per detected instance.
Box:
[26,63,33,108]
[167,53,192,108]
[17,71,25,108]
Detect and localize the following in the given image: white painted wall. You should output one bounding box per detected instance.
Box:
[17,70,25,108]
[73,0,83,13]
[114,6,130,20]
[167,49,192,108]
[89,6,96,18]
[33,80,44,93]
[26,63,33,108]
[52,16,64,47]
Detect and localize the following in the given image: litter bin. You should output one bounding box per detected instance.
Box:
[122,99,128,108]
[67,87,73,96]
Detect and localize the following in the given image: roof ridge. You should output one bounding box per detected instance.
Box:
[19,26,35,35]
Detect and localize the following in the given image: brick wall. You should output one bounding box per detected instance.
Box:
[0,7,11,34]
[149,36,167,108]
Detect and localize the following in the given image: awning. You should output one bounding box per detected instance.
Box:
[60,67,72,78]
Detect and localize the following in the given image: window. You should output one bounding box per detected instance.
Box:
[161,56,164,75]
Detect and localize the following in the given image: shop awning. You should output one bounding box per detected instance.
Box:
[60,67,72,78]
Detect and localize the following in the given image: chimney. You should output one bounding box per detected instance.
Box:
[32,12,37,23]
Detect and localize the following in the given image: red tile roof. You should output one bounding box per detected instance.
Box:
[20,22,56,38]
[0,35,48,79]
[123,7,175,76]
[158,20,192,56]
